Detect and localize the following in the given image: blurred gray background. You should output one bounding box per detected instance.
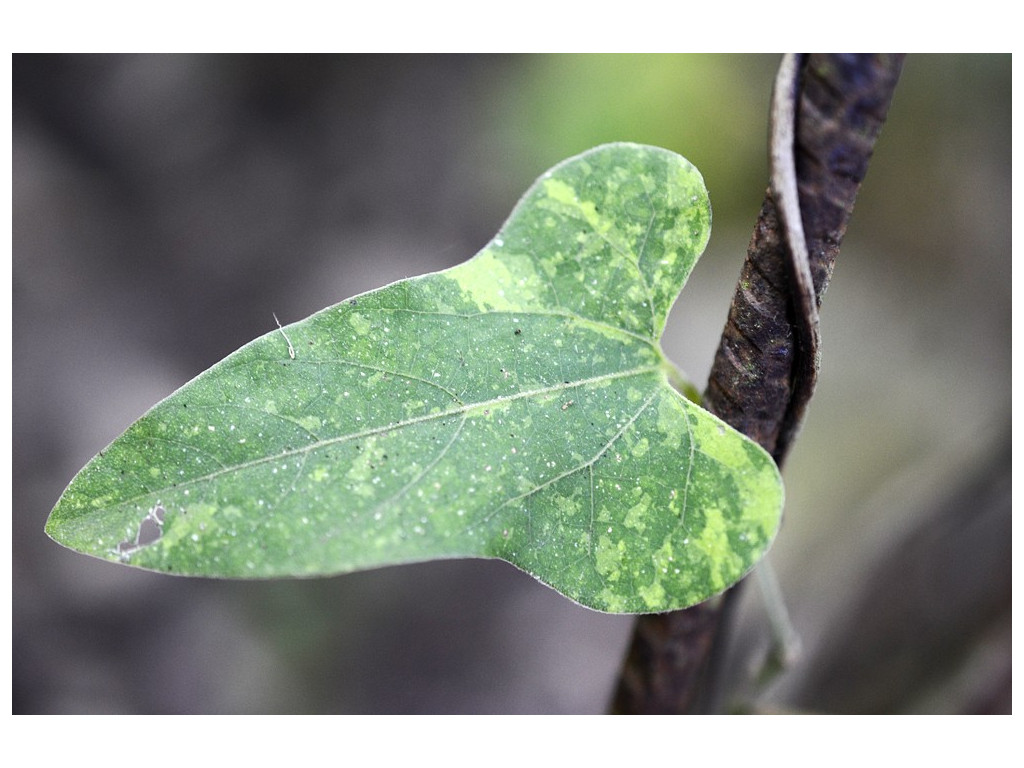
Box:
[13,54,1010,713]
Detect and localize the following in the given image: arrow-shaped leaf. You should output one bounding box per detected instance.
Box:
[46,143,783,613]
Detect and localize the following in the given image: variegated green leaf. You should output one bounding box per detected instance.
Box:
[46,143,782,613]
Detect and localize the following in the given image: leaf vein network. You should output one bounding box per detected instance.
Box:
[368,413,469,523]
[465,389,660,536]
[107,367,664,513]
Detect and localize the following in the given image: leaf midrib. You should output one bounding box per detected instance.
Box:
[111,363,669,513]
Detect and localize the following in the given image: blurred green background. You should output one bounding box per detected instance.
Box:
[13,54,1010,713]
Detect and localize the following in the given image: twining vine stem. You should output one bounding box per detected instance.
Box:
[611,54,905,714]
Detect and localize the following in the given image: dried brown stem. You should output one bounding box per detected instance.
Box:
[611,54,905,715]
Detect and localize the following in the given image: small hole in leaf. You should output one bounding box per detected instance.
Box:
[117,503,166,557]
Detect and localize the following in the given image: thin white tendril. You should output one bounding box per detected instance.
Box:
[273,312,296,360]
